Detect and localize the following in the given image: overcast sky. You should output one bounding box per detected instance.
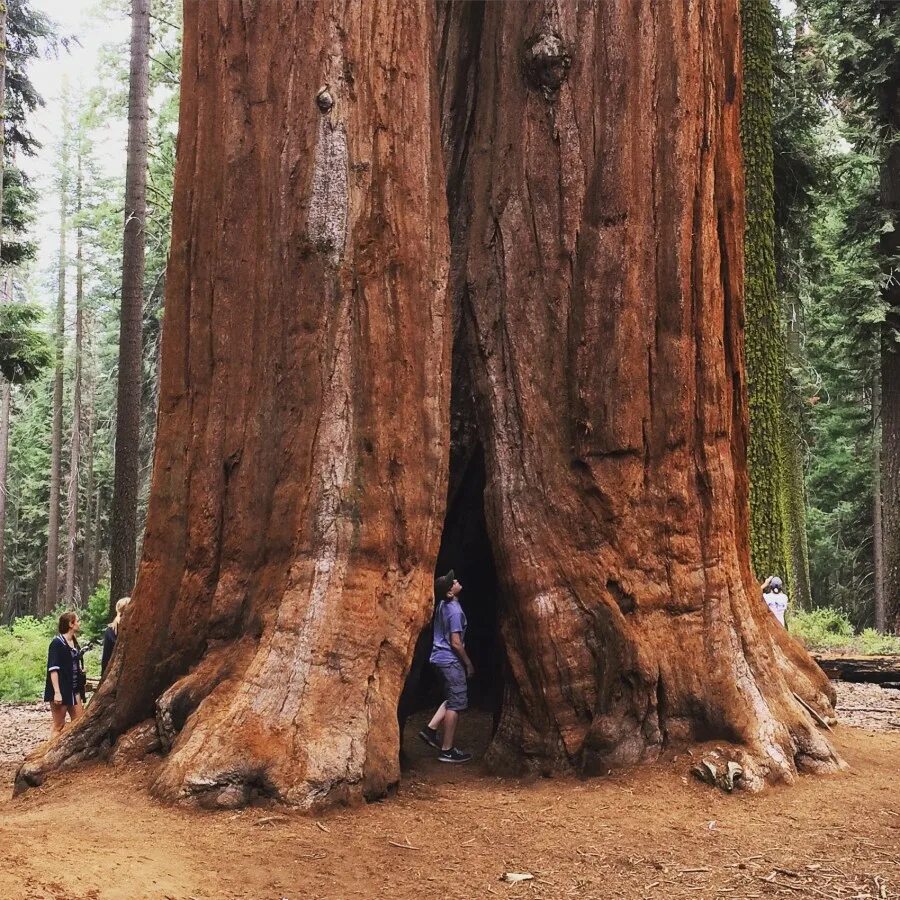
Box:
[22,0,129,297]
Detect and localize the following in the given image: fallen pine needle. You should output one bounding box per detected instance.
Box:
[316,822,330,833]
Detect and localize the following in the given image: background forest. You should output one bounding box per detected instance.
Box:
[0,0,898,700]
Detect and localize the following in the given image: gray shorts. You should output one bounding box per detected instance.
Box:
[435,661,468,712]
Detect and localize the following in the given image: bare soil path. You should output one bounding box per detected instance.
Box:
[1,690,898,899]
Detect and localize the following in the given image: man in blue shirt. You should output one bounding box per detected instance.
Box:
[418,569,474,763]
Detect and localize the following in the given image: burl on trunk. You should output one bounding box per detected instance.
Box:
[16,0,840,808]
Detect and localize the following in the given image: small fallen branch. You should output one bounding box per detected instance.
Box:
[254,815,287,826]
[387,839,421,851]
[793,692,833,731]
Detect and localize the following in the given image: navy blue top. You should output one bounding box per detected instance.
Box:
[44,634,81,704]
[101,626,117,675]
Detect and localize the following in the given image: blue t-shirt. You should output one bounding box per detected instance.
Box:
[430,598,467,667]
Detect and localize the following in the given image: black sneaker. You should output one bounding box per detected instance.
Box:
[438,747,473,764]
[418,727,442,750]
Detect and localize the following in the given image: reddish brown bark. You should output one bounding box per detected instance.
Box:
[437,0,838,786]
[17,0,840,805]
[17,0,449,808]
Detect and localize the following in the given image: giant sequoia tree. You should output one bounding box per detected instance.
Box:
[16,0,840,807]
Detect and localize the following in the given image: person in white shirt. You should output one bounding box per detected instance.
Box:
[762,575,788,627]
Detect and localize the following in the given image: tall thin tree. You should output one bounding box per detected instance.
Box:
[81,314,94,601]
[873,367,885,632]
[0,0,9,608]
[63,142,83,606]
[110,0,150,611]
[46,102,69,614]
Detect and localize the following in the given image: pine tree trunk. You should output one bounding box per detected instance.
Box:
[782,371,812,610]
[46,123,69,615]
[884,310,900,634]
[16,0,840,804]
[0,382,9,615]
[81,332,95,601]
[782,419,812,610]
[0,0,9,613]
[63,150,84,607]
[110,0,150,613]
[740,0,787,582]
[873,367,885,633]
[881,43,900,635]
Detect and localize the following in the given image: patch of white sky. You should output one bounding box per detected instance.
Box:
[21,0,130,305]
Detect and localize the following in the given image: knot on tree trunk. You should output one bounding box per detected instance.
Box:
[316,86,334,113]
[523,31,572,95]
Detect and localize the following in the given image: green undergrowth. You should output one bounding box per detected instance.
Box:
[789,607,900,655]
[0,585,109,702]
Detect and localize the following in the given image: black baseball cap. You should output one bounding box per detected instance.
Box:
[435,569,455,598]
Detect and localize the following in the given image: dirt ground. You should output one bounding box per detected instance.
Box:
[1,685,898,900]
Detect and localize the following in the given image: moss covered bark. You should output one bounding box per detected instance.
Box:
[782,374,812,609]
[741,0,788,582]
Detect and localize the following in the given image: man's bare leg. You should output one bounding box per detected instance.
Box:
[441,709,458,751]
[428,701,447,732]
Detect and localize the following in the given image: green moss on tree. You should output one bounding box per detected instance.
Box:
[741,0,788,582]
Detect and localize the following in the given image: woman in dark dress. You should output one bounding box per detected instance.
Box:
[101,596,130,676]
[45,611,84,736]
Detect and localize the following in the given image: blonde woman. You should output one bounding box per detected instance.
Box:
[101,596,130,676]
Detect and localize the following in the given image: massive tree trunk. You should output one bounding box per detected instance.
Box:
[63,149,84,608]
[110,0,150,612]
[740,0,788,583]
[16,0,839,805]
[17,0,450,808]
[437,0,836,786]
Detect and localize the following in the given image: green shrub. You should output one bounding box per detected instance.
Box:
[81,582,111,641]
[789,607,854,650]
[856,628,900,656]
[0,614,56,702]
[789,606,900,655]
